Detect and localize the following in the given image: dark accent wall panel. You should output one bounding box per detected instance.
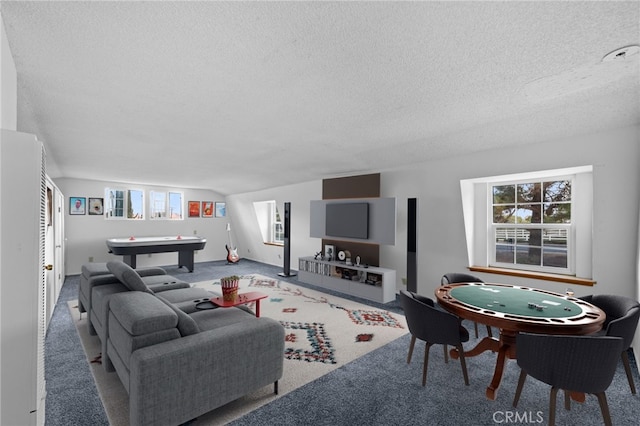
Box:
[321,173,381,266]
[322,239,379,267]
[322,173,380,199]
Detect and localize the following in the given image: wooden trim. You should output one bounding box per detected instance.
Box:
[468,266,596,287]
[263,242,284,247]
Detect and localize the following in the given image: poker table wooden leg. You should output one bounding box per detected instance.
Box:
[486,331,517,400]
[449,336,500,359]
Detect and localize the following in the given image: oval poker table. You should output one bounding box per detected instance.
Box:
[435,282,605,400]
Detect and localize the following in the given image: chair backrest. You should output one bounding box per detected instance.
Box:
[516,333,623,394]
[585,295,640,348]
[399,290,464,346]
[441,273,484,285]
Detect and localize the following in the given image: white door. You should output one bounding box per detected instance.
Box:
[44,177,64,327]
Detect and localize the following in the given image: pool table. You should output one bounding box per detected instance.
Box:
[435,282,605,400]
[106,236,206,272]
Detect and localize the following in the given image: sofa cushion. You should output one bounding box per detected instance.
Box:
[190,307,257,332]
[107,261,152,294]
[109,291,178,335]
[155,287,213,304]
[156,295,201,336]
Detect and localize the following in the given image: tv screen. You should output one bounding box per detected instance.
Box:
[325,203,369,239]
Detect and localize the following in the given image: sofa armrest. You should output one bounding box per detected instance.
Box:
[129,317,284,426]
[136,266,167,277]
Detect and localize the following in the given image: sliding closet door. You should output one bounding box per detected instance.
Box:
[0,129,47,426]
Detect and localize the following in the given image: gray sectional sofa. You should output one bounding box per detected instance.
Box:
[80,261,285,426]
[79,261,191,334]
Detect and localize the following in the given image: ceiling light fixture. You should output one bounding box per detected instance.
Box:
[602,45,640,62]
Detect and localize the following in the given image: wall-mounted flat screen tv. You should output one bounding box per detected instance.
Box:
[325,202,369,239]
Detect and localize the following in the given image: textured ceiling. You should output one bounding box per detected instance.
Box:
[2,1,639,195]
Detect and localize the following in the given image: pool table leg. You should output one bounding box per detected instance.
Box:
[178,250,195,272]
[122,254,137,269]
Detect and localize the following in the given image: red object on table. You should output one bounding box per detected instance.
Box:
[210,291,268,317]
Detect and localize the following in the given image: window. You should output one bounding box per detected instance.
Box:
[253,200,284,245]
[460,166,593,279]
[150,191,183,220]
[105,188,144,219]
[491,179,571,273]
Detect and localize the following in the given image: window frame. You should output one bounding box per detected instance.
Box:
[460,165,593,282]
[105,187,145,220]
[149,190,183,220]
[487,176,574,275]
[253,200,284,245]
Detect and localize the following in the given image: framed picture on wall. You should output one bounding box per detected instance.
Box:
[69,197,86,215]
[215,202,226,217]
[88,197,103,215]
[188,201,200,217]
[201,201,214,218]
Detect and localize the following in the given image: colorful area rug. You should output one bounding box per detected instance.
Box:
[70,274,407,425]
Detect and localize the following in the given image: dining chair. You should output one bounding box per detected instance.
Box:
[579,294,640,394]
[441,273,493,338]
[398,289,470,386]
[513,333,623,426]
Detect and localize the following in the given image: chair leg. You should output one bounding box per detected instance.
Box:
[486,325,493,338]
[274,380,278,395]
[549,387,559,426]
[422,342,433,386]
[595,392,613,426]
[474,321,479,338]
[443,344,449,363]
[564,390,571,410]
[407,335,416,364]
[621,350,637,394]
[456,344,469,385]
[512,370,527,407]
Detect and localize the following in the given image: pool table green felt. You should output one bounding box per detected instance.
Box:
[449,285,582,318]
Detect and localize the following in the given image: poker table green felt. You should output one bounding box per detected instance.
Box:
[449,284,581,319]
[436,282,604,333]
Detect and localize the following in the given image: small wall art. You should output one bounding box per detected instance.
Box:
[201,201,214,218]
[69,197,86,215]
[215,202,226,217]
[88,197,103,215]
[188,201,200,217]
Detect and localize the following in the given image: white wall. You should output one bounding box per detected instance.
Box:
[384,125,640,299]
[0,16,17,131]
[55,178,230,274]
[226,180,321,269]
[233,125,639,303]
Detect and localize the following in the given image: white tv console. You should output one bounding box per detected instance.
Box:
[297,256,396,304]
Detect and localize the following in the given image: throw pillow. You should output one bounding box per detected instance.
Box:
[107,261,152,294]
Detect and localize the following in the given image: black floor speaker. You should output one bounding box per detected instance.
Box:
[407,198,417,292]
[278,202,297,277]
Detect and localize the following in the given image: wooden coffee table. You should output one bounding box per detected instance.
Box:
[210,291,268,317]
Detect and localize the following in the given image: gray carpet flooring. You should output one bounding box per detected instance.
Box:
[45,260,640,425]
